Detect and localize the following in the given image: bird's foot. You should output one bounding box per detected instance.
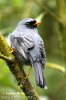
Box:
[9,48,16,53]
[25,67,32,79]
[25,73,30,79]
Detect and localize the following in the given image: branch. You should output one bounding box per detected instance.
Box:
[0,33,39,100]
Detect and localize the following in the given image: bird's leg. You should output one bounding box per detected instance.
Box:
[25,67,32,79]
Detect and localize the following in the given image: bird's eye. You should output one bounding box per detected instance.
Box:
[26,22,29,25]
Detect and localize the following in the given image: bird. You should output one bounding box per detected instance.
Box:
[10,18,47,89]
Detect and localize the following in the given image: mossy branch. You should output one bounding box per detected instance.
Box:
[0,33,39,100]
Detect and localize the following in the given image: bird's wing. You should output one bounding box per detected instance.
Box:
[10,35,34,60]
[39,40,46,69]
[28,39,46,69]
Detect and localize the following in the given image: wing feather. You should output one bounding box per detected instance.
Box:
[10,35,34,60]
[23,36,34,48]
[39,41,46,69]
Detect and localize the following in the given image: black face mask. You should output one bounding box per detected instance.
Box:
[25,20,37,29]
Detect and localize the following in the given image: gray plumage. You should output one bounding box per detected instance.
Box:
[10,18,47,89]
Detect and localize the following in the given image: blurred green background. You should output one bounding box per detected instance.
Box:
[0,0,66,100]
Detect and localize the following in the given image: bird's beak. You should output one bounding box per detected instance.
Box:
[34,21,41,26]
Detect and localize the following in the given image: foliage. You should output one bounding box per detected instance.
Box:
[0,0,66,100]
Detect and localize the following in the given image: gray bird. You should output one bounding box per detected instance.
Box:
[10,18,47,89]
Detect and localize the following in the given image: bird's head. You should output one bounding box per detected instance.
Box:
[18,18,41,29]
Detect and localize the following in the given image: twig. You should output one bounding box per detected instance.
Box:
[47,62,66,73]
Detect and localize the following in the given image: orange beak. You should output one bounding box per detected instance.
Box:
[34,21,41,26]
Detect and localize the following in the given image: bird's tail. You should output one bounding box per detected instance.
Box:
[33,62,47,89]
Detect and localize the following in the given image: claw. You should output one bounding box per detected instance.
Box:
[25,67,32,79]
[10,48,16,53]
[25,73,30,79]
